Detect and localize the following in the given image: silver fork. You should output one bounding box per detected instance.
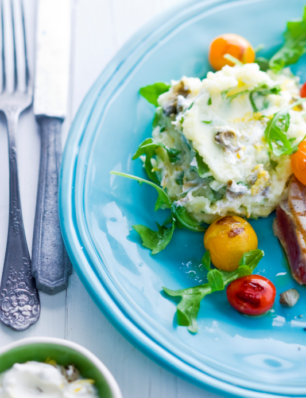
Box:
[0,0,40,331]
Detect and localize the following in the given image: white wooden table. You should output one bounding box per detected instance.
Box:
[0,1,221,397]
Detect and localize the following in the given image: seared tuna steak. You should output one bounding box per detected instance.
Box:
[273,176,306,285]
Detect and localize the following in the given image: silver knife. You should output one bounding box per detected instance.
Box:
[32,0,72,294]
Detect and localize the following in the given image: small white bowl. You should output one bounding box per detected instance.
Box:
[0,337,122,398]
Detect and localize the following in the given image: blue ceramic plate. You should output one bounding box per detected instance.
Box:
[60,1,306,396]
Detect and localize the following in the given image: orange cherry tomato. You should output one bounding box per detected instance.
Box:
[227,275,276,316]
[204,216,258,272]
[291,140,306,186]
[209,33,255,71]
[300,83,306,98]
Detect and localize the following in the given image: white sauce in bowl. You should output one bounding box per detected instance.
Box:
[0,361,99,397]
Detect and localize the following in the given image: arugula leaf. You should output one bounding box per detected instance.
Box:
[195,153,210,178]
[110,171,207,254]
[239,249,264,271]
[255,57,270,72]
[163,284,211,332]
[139,82,171,107]
[132,138,181,183]
[264,98,306,156]
[207,269,225,292]
[269,6,306,72]
[223,53,243,66]
[133,138,181,166]
[227,83,281,112]
[201,250,211,271]
[249,84,281,112]
[110,171,172,210]
[152,107,165,129]
[132,138,159,183]
[172,205,207,232]
[227,89,250,101]
[133,222,175,255]
[163,249,264,333]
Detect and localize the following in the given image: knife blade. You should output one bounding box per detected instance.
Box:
[32,0,72,295]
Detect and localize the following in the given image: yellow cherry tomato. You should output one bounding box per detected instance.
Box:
[204,216,258,271]
[209,33,255,71]
[291,140,306,186]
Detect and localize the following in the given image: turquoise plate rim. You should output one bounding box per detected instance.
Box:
[59,1,304,397]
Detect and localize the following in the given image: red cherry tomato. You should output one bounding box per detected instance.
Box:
[291,140,306,186]
[300,83,306,98]
[227,275,276,315]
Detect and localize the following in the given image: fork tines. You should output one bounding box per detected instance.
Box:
[0,0,30,94]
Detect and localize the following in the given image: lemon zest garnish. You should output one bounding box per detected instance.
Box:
[83,379,95,385]
[45,358,57,366]
[252,112,263,121]
[230,111,263,124]
[292,105,303,112]
[226,80,246,97]
[250,166,270,196]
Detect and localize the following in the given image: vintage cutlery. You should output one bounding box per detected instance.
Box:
[32,0,72,295]
[0,0,40,331]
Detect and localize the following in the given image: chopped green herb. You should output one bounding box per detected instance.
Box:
[269,159,278,170]
[139,82,171,107]
[269,6,306,72]
[180,117,184,124]
[188,102,194,110]
[223,53,243,66]
[163,249,264,333]
[175,171,184,186]
[202,120,212,124]
[221,89,230,99]
[195,153,210,178]
[207,97,212,105]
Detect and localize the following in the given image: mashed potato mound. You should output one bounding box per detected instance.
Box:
[148,64,306,223]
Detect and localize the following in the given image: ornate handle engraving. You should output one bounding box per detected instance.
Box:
[0,109,40,331]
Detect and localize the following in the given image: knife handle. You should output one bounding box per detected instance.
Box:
[32,116,72,295]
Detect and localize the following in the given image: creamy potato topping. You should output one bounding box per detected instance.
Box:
[152,64,305,223]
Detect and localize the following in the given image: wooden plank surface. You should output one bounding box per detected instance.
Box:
[0,0,221,397]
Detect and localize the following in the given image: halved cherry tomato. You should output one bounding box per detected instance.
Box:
[227,275,276,315]
[300,82,306,98]
[291,140,306,186]
[209,33,255,71]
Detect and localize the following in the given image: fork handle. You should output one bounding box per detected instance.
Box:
[0,109,40,331]
[32,116,72,295]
